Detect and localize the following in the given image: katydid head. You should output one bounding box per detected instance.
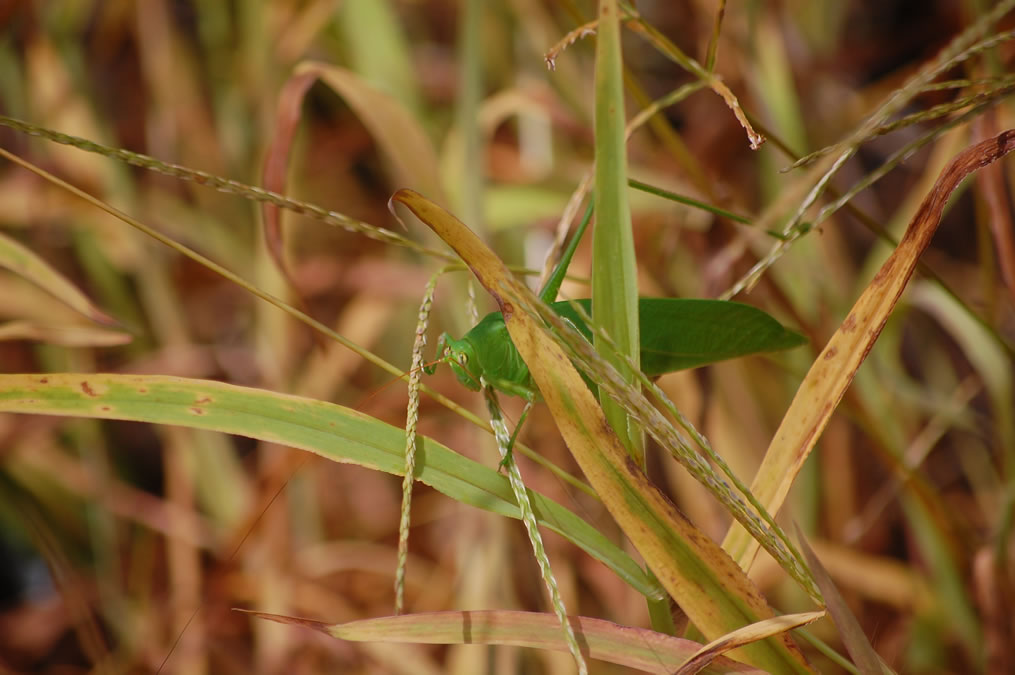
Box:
[430,332,482,391]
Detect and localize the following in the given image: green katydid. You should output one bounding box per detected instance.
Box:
[425,204,807,405]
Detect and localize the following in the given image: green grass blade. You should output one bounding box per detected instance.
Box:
[593,0,642,466]
[539,202,593,304]
[0,373,662,600]
[627,178,751,224]
[336,0,422,114]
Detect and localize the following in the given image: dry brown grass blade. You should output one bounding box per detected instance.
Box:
[234,609,331,634]
[261,70,325,347]
[723,129,1015,571]
[295,61,445,202]
[974,112,1015,302]
[260,61,448,349]
[795,527,888,675]
[262,69,320,294]
[674,611,824,675]
[972,547,1015,674]
[242,608,768,674]
[544,18,598,70]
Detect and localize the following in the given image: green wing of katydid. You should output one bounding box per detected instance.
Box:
[551,298,807,376]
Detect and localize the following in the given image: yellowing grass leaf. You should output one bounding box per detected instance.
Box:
[504,291,810,673]
[676,611,825,675]
[0,320,131,347]
[0,230,116,325]
[0,373,658,599]
[242,609,764,675]
[722,129,1015,572]
[393,188,813,674]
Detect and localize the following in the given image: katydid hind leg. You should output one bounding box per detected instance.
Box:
[499,400,534,471]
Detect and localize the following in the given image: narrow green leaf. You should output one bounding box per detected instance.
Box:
[592,0,642,461]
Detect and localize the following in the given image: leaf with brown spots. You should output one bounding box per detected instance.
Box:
[0,372,656,600]
[722,129,1015,572]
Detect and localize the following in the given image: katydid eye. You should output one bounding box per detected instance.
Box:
[458,353,468,365]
